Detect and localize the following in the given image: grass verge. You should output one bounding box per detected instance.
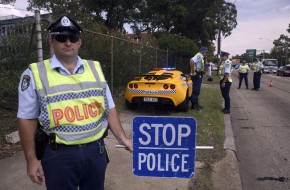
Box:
[114,82,225,190]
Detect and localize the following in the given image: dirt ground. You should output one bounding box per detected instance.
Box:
[0,143,22,160]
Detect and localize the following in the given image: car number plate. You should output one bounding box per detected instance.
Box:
[144,97,158,102]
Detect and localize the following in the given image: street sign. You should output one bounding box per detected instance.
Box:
[246,49,256,61]
[132,116,196,178]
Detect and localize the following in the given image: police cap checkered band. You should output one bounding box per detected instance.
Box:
[200,47,209,52]
[221,51,230,56]
[48,15,82,35]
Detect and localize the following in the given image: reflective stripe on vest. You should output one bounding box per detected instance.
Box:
[219,61,233,82]
[194,52,204,71]
[30,59,109,145]
[253,62,262,73]
[239,65,247,73]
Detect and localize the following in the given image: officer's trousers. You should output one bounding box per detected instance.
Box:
[220,80,232,110]
[191,75,203,105]
[253,72,262,89]
[238,73,248,88]
[42,139,108,190]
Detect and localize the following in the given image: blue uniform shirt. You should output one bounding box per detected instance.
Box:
[191,52,204,70]
[17,55,115,119]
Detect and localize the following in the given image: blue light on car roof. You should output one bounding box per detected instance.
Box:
[162,67,176,70]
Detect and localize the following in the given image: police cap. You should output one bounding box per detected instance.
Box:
[48,15,82,35]
[221,51,230,56]
[200,47,209,53]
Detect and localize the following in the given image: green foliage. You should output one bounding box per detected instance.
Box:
[26,0,237,47]
[271,34,290,65]
[156,32,198,57]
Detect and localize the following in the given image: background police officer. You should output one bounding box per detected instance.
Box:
[218,51,232,114]
[190,47,208,110]
[238,60,250,89]
[252,58,264,91]
[17,15,132,190]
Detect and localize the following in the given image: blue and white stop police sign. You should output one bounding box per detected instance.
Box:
[133,116,196,178]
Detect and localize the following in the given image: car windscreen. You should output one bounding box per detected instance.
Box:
[263,60,278,66]
[285,66,290,70]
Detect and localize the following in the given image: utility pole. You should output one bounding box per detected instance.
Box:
[217,0,222,59]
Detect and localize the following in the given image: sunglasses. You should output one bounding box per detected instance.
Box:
[53,35,80,43]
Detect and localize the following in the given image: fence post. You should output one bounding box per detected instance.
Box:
[35,10,43,61]
[166,49,169,66]
[139,47,142,75]
[156,49,158,67]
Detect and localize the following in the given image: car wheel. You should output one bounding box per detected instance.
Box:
[177,93,189,112]
[125,100,137,110]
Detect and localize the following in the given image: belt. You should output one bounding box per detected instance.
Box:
[53,138,104,148]
[47,133,104,151]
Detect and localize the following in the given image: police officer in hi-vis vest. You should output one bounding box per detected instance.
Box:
[237,60,250,89]
[17,15,132,190]
[251,58,264,91]
[190,47,208,110]
[218,51,233,114]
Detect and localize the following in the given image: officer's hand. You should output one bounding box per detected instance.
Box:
[190,72,196,76]
[122,138,133,152]
[27,158,44,185]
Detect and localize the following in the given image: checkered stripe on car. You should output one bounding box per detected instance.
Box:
[128,89,176,94]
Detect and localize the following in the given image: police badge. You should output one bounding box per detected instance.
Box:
[21,75,30,91]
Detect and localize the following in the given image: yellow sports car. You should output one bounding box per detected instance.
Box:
[125,68,192,111]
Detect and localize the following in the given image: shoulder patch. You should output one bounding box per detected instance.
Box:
[21,75,30,91]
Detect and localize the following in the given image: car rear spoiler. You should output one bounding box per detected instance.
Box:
[132,74,173,81]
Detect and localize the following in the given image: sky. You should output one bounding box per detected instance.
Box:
[1,0,290,56]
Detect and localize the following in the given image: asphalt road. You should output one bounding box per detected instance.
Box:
[230,69,290,190]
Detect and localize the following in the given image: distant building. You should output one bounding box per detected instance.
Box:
[126,32,155,44]
[0,13,51,39]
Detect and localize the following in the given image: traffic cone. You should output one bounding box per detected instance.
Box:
[269,80,273,87]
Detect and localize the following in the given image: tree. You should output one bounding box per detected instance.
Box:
[130,0,187,33]
[26,0,139,31]
[272,34,290,65]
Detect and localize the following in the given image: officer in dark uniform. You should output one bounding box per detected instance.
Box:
[17,15,132,190]
[218,51,233,114]
[252,58,264,91]
[237,60,250,89]
[190,47,208,110]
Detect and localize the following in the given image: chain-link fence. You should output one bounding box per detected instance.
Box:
[0,22,190,110]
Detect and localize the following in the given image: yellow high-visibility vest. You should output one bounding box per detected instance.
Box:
[30,59,109,145]
[239,65,248,73]
[219,60,233,82]
[193,52,204,71]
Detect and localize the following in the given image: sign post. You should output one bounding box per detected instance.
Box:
[132,116,196,178]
